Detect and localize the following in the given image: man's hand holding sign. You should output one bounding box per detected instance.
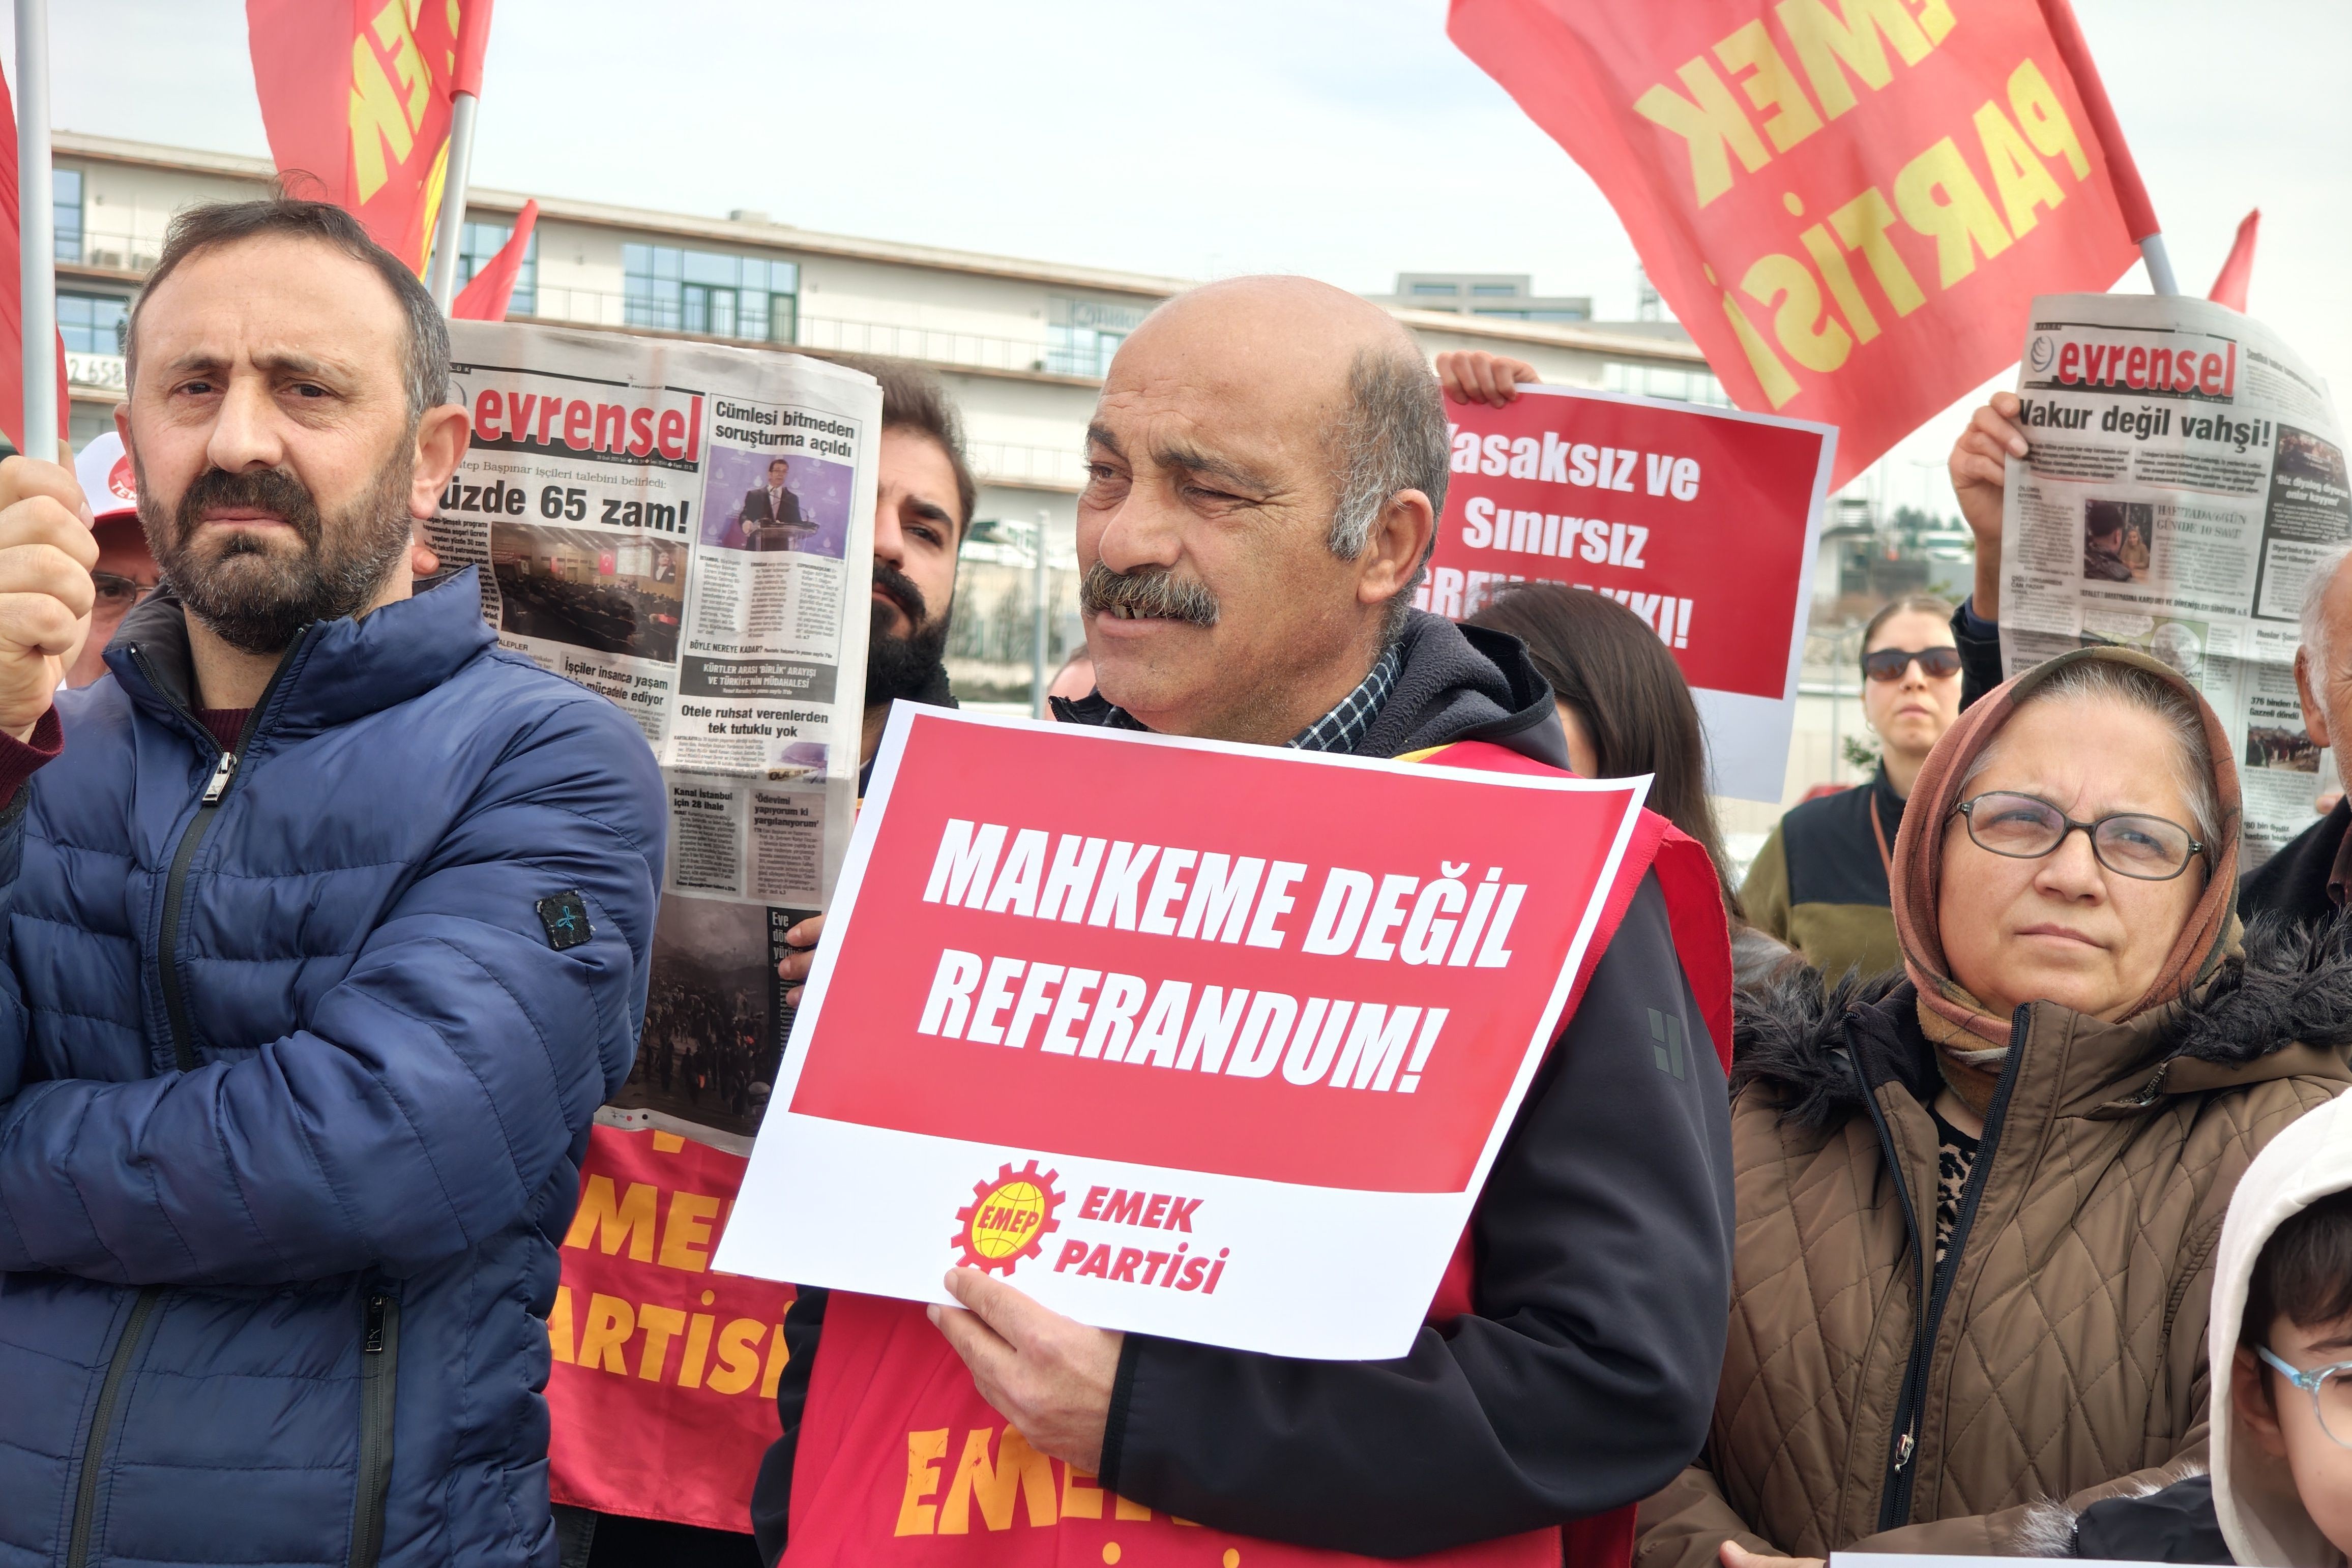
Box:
[734,279,1734,1568]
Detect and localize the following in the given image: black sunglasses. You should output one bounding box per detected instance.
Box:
[1864,645,1962,683]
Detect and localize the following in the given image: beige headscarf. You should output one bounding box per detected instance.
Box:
[1887,646,2242,1108]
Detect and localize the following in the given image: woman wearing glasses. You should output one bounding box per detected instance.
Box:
[1637,646,2352,1568]
[1741,595,1965,979]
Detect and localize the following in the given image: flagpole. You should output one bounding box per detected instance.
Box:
[423,90,479,310]
[15,0,54,460]
[2138,234,2180,297]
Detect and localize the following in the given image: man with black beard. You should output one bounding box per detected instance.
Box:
[770,357,973,991]
[0,195,665,1568]
[853,357,976,784]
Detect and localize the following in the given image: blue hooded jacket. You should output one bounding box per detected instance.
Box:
[0,569,664,1568]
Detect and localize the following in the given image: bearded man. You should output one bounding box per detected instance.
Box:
[850,357,976,783]
[0,196,665,1567]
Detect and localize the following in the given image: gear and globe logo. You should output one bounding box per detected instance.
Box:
[952,1161,1064,1275]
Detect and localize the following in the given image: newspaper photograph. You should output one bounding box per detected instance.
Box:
[431,321,879,1147]
[1998,293,2351,868]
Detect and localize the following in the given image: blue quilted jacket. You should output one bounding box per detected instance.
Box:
[0,570,665,1568]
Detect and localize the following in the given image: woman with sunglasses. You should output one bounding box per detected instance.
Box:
[1742,595,1965,979]
[1637,646,2352,1568]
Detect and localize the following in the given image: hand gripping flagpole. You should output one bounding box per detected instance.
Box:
[15,0,55,459]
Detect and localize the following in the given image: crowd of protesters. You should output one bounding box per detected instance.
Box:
[0,194,2345,1568]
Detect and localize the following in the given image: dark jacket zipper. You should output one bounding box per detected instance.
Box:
[1871,1008,2027,1532]
[61,635,314,1567]
[350,1291,401,1568]
[64,1288,163,1568]
[132,634,309,1071]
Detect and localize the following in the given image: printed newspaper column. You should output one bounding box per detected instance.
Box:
[1421,386,1834,802]
[432,320,878,1149]
[714,707,1659,1360]
[1997,295,2351,865]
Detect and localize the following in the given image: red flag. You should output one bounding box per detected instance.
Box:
[245,0,496,274]
[2208,208,2258,313]
[1447,0,2148,486]
[451,199,536,320]
[0,66,70,457]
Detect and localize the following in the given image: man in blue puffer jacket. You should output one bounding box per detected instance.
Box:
[0,196,665,1566]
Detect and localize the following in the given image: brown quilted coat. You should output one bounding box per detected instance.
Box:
[1636,947,2351,1565]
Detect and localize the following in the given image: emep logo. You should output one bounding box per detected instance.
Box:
[107,455,136,503]
[952,1161,1064,1276]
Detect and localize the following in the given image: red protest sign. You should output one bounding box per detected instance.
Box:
[1448,0,2140,485]
[545,1125,792,1533]
[714,709,1657,1361]
[1423,386,1832,801]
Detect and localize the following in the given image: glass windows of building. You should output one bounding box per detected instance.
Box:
[1046,296,1148,378]
[1470,282,1518,297]
[53,167,82,263]
[455,220,537,313]
[623,244,799,344]
[1602,360,1730,407]
[1409,281,1459,297]
[58,290,128,356]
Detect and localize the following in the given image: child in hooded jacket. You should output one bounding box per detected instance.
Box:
[2048,1088,2352,1565]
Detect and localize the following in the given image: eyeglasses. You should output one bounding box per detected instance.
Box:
[2257,1344,2352,1448]
[1952,790,2204,881]
[91,571,159,619]
[1864,645,1963,683]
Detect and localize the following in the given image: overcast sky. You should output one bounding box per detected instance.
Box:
[37,1,2352,516]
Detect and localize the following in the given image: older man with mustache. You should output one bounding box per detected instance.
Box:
[751,277,1734,1567]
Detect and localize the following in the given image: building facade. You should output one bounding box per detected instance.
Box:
[54,131,1739,707]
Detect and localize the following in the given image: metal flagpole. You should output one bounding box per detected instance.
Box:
[15,0,55,461]
[423,91,480,310]
[2138,234,2180,297]
[1031,511,1051,719]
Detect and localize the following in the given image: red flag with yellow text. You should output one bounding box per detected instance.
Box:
[1448,0,2144,485]
[245,0,495,274]
[546,1124,795,1533]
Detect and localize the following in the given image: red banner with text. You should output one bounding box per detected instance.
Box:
[1424,385,1832,801]
[714,710,1663,1363]
[1447,0,2142,485]
[546,1124,792,1534]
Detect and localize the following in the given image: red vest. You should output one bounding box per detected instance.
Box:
[782,742,1733,1567]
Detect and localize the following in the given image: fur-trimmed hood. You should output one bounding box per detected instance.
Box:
[1732,913,2352,1133]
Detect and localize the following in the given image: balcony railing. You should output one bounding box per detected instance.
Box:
[524,283,1080,380]
[966,441,1086,490]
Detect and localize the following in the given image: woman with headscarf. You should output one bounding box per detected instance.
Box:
[1636,646,2352,1568]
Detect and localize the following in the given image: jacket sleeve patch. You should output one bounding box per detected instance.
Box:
[537,891,593,951]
